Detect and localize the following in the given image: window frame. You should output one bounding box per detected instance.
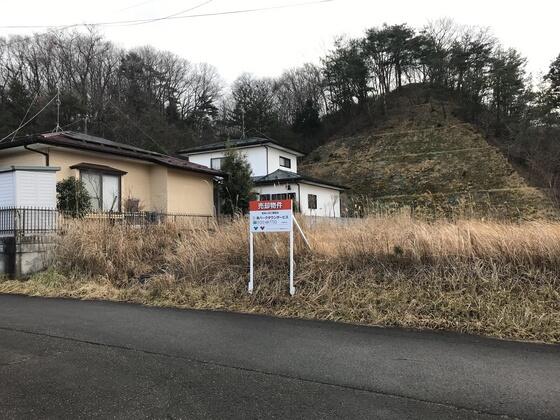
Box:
[271,193,296,201]
[79,169,123,212]
[279,156,292,169]
[307,194,318,210]
[259,193,296,201]
[211,157,226,170]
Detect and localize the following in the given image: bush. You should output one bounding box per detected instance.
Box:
[56,177,91,217]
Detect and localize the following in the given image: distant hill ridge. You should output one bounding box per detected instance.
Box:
[301,86,557,219]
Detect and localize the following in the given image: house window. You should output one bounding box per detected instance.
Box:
[81,170,121,212]
[279,156,291,168]
[259,193,296,201]
[211,157,225,170]
[308,194,317,210]
[271,193,296,200]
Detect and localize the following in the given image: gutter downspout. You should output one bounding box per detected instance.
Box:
[264,145,269,175]
[297,183,301,214]
[24,144,49,166]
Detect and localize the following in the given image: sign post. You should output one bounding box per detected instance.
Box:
[289,212,295,295]
[248,228,254,293]
[248,199,295,295]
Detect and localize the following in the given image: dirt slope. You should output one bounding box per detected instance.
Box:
[301,87,557,219]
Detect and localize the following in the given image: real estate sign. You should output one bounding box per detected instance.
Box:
[249,199,293,233]
[248,199,295,296]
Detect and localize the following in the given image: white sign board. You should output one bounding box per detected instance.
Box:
[249,199,293,233]
[248,200,295,295]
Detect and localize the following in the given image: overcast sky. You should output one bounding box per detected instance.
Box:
[1,0,558,84]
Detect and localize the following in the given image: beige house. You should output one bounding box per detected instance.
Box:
[0,131,222,215]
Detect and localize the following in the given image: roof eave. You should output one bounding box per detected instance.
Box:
[179,139,305,157]
[254,177,347,191]
[0,135,223,177]
[299,179,347,191]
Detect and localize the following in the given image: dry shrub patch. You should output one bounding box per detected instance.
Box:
[1,216,559,343]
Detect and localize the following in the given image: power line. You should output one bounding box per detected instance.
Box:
[57,118,85,131]
[55,86,61,132]
[0,0,333,30]
[0,94,58,142]
[108,101,170,154]
[10,92,38,141]
[124,0,214,27]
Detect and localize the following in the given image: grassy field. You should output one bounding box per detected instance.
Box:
[1,215,559,343]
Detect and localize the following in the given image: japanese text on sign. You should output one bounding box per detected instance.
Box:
[249,200,293,233]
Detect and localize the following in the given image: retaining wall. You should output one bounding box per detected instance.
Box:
[0,235,56,279]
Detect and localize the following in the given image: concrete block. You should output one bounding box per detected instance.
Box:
[0,235,55,279]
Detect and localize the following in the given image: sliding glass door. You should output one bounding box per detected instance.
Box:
[81,171,121,212]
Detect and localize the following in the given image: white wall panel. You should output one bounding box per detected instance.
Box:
[266,147,298,174]
[0,172,15,207]
[186,145,298,177]
[254,182,341,217]
[187,146,269,176]
[14,170,57,208]
[299,183,341,217]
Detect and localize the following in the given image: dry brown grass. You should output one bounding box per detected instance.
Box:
[1,215,559,343]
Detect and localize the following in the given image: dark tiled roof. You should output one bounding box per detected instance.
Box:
[253,169,347,190]
[179,137,305,156]
[0,131,223,177]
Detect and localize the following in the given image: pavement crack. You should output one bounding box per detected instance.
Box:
[0,356,32,367]
[0,325,516,419]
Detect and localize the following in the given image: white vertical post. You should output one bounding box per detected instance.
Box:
[248,230,254,294]
[289,210,295,296]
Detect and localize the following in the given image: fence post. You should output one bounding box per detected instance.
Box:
[12,208,16,237]
[19,208,24,238]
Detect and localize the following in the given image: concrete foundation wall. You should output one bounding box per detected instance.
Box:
[0,235,55,279]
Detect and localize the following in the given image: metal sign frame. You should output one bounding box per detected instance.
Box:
[248,199,295,296]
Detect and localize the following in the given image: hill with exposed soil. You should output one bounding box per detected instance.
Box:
[301,86,557,219]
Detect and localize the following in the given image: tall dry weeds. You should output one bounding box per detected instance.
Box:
[11,215,560,342]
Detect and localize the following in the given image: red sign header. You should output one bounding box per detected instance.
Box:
[249,200,292,212]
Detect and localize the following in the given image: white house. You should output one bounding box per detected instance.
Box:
[179,138,346,217]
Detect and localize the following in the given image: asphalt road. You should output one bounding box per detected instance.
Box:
[0,295,558,419]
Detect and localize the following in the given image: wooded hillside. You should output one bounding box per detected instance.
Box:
[1,20,559,212]
[301,85,558,219]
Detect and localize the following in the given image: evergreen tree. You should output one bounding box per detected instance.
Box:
[322,38,369,112]
[545,53,560,110]
[165,96,180,123]
[118,52,151,114]
[292,98,321,136]
[219,150,254,215]
[488,48,527,133]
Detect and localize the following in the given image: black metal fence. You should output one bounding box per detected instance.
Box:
[0,207,60,236]
[0,207,217,236]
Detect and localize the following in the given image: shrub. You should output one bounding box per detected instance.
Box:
[56,177,91,217]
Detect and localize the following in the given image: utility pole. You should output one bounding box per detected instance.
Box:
[84,115,88,134]
[55,86,61,132]
[241,108,246,139]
